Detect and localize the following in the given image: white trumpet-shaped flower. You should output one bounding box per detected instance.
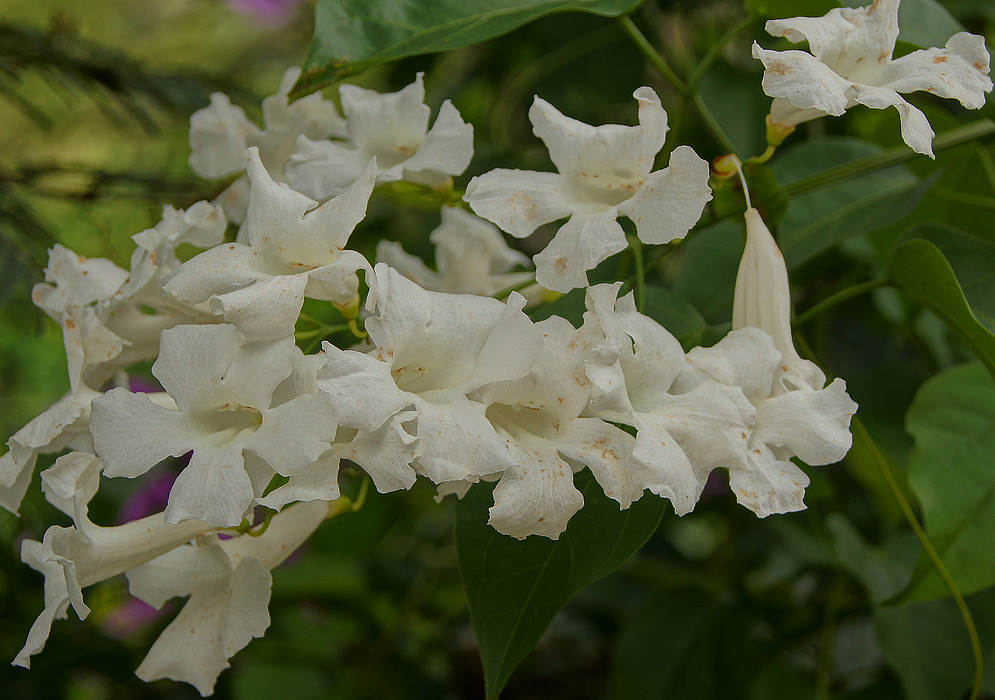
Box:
[375,206,535,298]
[165,148,375,340]
[286,73,474,200]
[753,0,992,156]
[316,263,541,487]
[189,67,348,221]
[126,500,329,696]
[15,453,214,668]
[678,207,858,516]
[90,324,337,526]
[465,87,711,292]
[582,283,756,515]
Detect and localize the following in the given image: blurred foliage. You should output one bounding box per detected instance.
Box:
[1,0,995,699]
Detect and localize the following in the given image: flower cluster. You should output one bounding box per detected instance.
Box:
[14,0,989,688]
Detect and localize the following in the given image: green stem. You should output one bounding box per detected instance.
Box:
[494,275,538,300]
[852,419,986,700]
[617,15,685,93]
[794,333,986,700]
[785,119,995,197]
[617,15,736,154]
[792,279,886,328]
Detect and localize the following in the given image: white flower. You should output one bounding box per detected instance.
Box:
[14,452,214,668]
[316,263,541,487]
[753,0,992,156]
[126,500,329,696]
[90,324,337,526]
[286,73,474,200]
[165,148,375,341]
[676,207,858,516]
[465,87,711,292]
[582,283,756,515]
[189,67,348,222]
[375,206,535,298]
[474,315,644,540]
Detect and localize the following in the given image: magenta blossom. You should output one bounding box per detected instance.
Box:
[226,0,305,27]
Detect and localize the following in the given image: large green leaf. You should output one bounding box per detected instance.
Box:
[903,223,995,333]
[455,473,666,699]
[900,363,995,601]
[673,219,743,325]
[885,238,995,379]
[642,286,708,350]
[293,0,645,97]
[771,137,926,269]
[830,515,995,700]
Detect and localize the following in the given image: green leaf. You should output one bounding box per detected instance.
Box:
[744,0,839,18]
[885,239,995,379]
[673,219,743,325]
[294,0,645,97]
[455,473,666,699]
[903,223,995,333]
[771,137,926,269]
[830,514,995,700]
[641,285,708,350]
[900,363,995,601]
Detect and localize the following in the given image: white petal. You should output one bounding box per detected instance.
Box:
[245,147,375,261]
[209,273,309,341]
[248,393,337,476]
[465,168,574,238]
[400,100,474,177]
[346,413,419,493]
[263,67,348,140]
[752,44,852,119]
[488,431,583,540]
[13,539,70,668]
[136,556,271,696]
[730,442,809,517]
[529,87,666,180]
[757,378,857,465]
[164,444,254,526]
[618,145,711,245]
[316,345,411,431]
[685,328,780,405]
[164,242,269,306]
[883,32,993,110]
[90,388,197,478]
[189,93,260,179]
[341,73,430,160]
[413,395,514,483]
[852,85,936,157]
[256,450,342,509]
[555,417,641,508]
[765,0,899,70]
[629,416,700,514]
[284,136,371,200]
[39,452,101,519]
[533,209,627,293]
[151,324,242,412]
[375,240,438,290]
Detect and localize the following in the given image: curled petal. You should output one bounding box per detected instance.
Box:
[883,32,993,109]
[400,100,474,177]
[533,209,627,293]
[752,44,853,120]
[730,443,810,517]
[618,145,711,245]
[851,85,935,157]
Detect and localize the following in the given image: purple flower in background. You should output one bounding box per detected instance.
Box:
[226,0,305,27]
[102,597,172,640]
[116,466,181,524]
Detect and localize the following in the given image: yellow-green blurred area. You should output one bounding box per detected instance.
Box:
[0,0,311,434]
